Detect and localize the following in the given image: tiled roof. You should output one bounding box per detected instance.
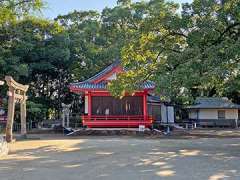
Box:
[84,60,120,83]
[148,95,161,103]
[70,60,155,91]
[70,81,155,90]
[187,97,240,109]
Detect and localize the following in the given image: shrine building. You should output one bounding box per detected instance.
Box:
[69,61,159,128]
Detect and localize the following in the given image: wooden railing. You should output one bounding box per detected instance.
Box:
[82,115,152,121]
[82,115,154,128]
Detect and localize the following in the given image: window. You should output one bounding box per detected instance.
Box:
[218,110,225,119]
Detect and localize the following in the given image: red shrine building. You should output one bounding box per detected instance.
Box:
[69,61,157,128]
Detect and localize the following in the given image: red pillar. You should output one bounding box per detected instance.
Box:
[143,91,147,122]
[88,92,92,116]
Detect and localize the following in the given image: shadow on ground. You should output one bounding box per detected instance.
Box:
[0,135,240,180]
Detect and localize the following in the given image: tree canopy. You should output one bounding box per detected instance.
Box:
[109,0,240,104]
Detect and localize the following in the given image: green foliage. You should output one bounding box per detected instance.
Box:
[55,3,146,82]
[27,101,47,121]
[0,0,73,121]
[109,0,240,104]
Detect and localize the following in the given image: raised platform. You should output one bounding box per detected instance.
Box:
[83,120,153,128]
[82,115,153,128]
[67,128,161,136]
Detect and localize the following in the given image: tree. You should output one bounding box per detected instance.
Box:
[55,0,149,82]
[0,0,44,80]
[55,10,107,82]
[109,0,240,104]
[12,17,71,118]
[0,0,72,120]
[108,0,184,99]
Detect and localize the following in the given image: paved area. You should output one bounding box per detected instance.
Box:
[0,135,240,180]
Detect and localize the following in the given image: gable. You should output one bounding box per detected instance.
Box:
[106,73,117,81]
[93,65,123,83]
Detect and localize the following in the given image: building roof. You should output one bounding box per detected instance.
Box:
[148,95,161,103]
[147,95,173,105]
[187,97,240,109]
[71,81,155,90]
[69,61,155,92]
[84,61,120,83]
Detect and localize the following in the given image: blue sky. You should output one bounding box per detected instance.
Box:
[42,0,192,19]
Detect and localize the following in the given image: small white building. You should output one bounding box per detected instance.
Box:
[187,97,240,127]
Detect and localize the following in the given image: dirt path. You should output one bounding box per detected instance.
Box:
[0,134,240,180]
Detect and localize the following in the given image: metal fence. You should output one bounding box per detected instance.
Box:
[188,118,240,128]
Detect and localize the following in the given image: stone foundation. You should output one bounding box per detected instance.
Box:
[68,128,164,136]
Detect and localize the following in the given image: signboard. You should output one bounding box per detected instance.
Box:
[167,106,175,123]
[161,105,175,123]
[139,125,145,132]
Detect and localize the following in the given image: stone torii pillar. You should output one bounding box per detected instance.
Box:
[62,103,71,128]
[20,94,27,136]
[5,76,29,142]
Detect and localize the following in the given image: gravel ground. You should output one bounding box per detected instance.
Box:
[0,134,240,180]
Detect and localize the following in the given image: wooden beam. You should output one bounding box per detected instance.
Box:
[88,92,91,116]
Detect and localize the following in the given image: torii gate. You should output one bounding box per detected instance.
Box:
[5,76,29,142]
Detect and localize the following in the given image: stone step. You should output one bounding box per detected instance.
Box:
[67,128,162,136]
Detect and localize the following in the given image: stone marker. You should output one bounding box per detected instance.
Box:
[62,103,71,127]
